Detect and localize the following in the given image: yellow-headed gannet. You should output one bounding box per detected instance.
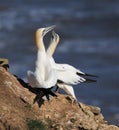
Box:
[27,26,58,100]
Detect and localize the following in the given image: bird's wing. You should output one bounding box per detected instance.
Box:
[45,59,57,88]
[27,70,46,88]
[76,71,97,82]
[57,69,85,85]
[55,64,97,84]
[27,70,38,87]
[54,64,85,85]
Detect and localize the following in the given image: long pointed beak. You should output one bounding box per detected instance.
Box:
[52,31,59,41]
[52,31,56,37]
[51,31,55,41]
[43,25,56,36]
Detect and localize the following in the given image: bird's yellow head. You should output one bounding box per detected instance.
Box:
[35,25,56,50]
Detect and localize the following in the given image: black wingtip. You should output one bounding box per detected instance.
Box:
[77,72,98,78]
[76,72,98,83]
[84,73,98,78]
[84,78,97,83]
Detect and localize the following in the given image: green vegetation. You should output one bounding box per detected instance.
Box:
[26,119,47,130]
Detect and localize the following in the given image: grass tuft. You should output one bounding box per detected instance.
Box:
[26,118,47,130]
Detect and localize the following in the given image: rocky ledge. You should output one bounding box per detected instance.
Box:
[0,66,119,130]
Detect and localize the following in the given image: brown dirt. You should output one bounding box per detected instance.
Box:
[0,66,119,130]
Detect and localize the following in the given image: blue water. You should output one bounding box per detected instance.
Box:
[0,0,119,126]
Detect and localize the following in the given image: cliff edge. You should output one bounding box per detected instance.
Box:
[0,66,118,130]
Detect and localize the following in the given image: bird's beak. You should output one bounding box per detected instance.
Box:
[52,31,55,37]
[52,31,59,41]
[43,25,56,36]
[51,31,55,41]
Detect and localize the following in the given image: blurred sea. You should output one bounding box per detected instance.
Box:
[0,0,119,126]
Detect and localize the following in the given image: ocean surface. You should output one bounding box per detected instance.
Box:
[0,0,119,126]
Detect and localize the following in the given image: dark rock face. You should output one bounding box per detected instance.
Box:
[0,67,118,130]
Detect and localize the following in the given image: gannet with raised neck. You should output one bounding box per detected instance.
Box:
[47,31,97,100]
[27,26,57,91]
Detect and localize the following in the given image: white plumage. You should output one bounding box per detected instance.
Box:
[47,31,97,100]
[27,26,57,89]
[27,26,97,100]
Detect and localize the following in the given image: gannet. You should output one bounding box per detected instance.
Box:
[27,26,58,100]
[47,31,97,100]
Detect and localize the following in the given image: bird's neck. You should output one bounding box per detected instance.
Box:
[35,50,46,80]
[36,37,45,51]
[47,41,58,57]
[36,50,46,67]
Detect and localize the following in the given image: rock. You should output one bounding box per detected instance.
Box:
[0,58,9,70]
[0,66,119,130]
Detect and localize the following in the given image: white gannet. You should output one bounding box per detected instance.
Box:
[47,31,97,100]
[27,26,57,97]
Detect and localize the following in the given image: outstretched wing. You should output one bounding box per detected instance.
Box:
[55,64,97,85]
